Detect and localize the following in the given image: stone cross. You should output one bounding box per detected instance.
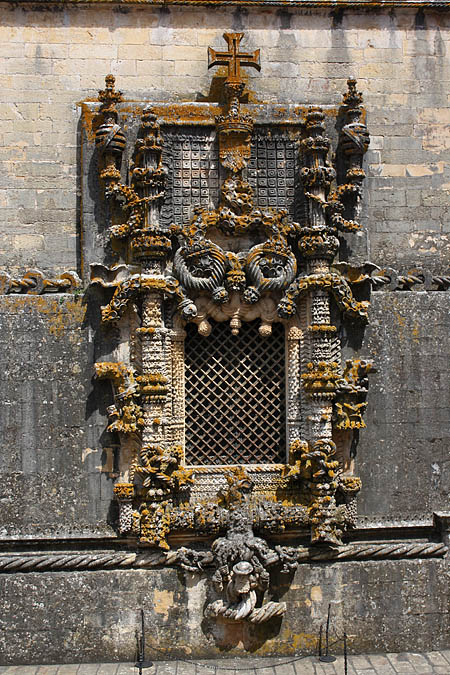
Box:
[208,33,260,84]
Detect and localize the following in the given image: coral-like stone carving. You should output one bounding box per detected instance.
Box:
[205,468,287,623]
[95,362,144,434]
[171,179,298,313]
[89,39,374,625]
[335,359,375,430]
[0,269,80,295]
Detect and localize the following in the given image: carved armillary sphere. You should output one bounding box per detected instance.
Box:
[89,33,375,628]
[208,32,261,85]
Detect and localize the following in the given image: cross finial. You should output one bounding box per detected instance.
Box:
[208,33,260,85]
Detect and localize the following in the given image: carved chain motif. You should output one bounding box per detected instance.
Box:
[89,35,374,626]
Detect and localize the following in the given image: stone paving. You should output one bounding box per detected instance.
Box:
[1,652,450,675]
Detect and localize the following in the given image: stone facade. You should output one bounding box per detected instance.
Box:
[0,1,449,666]
[0,4,449,277]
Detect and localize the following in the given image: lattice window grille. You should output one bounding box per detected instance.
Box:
[184,320,287,466]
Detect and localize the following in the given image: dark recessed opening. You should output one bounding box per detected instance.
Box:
[184,319,286,465]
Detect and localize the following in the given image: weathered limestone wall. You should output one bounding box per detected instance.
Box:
[0,292,448,539]
[0,4,449,275]
[0,2,449,665]
[0,289,448,663]
[0,293,113,539]
[1,559,448,664]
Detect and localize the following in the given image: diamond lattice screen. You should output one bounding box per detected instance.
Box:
[184,320,286,465]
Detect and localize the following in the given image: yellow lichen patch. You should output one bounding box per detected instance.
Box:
[395,312,406,327]
[290,632,318,652]
[79,102,100,144]
[46,299,86,338]
[3,296,86,338]
[153,589,174,618]
[30,297,85,337]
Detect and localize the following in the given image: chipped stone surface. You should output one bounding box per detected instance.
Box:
[350,291,450,524]
[0,6,448,274]
[0,560,448,664]
[1,291,447,540]
[0,293,116,538]
[0,2,448,666]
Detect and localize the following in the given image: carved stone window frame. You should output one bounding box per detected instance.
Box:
[85,33,373,625]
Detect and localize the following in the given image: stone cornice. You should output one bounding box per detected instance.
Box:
[3,0,449,9]
[0,542,446,574]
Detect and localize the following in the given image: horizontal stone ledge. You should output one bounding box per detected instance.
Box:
[0,541,446,575]
[6,0,449,8]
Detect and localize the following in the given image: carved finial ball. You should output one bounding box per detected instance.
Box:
[142,105,158,125]
[258,322,272,338]
[105,74,115,89]
[230,317,241,335]
[198,320,211,336]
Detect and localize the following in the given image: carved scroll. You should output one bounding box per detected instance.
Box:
[89,39,373,626]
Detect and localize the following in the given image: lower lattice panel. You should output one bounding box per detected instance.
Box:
[184,319,286,465]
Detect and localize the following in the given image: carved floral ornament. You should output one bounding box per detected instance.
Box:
[91,33,374,625]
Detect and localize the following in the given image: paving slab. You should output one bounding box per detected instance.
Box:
[268,663,295,675]
[293,656,316,675]
[116,666,139,675]
[351,656,373,670]
[367,656,395,673]
[385,654,416,674]
[174,662,196,675]
[3,652,450,674]
[312,662,337,675]
[425,652,450,667]
[408,653,435,673]
[331,656,358,675]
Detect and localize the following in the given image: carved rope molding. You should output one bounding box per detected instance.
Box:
[83,33,446,627]
[0,265,448,295]
[0,270,81,295]
[91,263,450,293]
[9,0,450,8]
[333,263,450,292]
[0,543,446,574]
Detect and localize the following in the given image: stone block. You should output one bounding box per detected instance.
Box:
[425,651,450,666]
[406,162,445,178]
[162,45,205,62]
[13,234,45,250]
[110,27,151,45]
[117,44,162,61]
[376,164,406,178]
